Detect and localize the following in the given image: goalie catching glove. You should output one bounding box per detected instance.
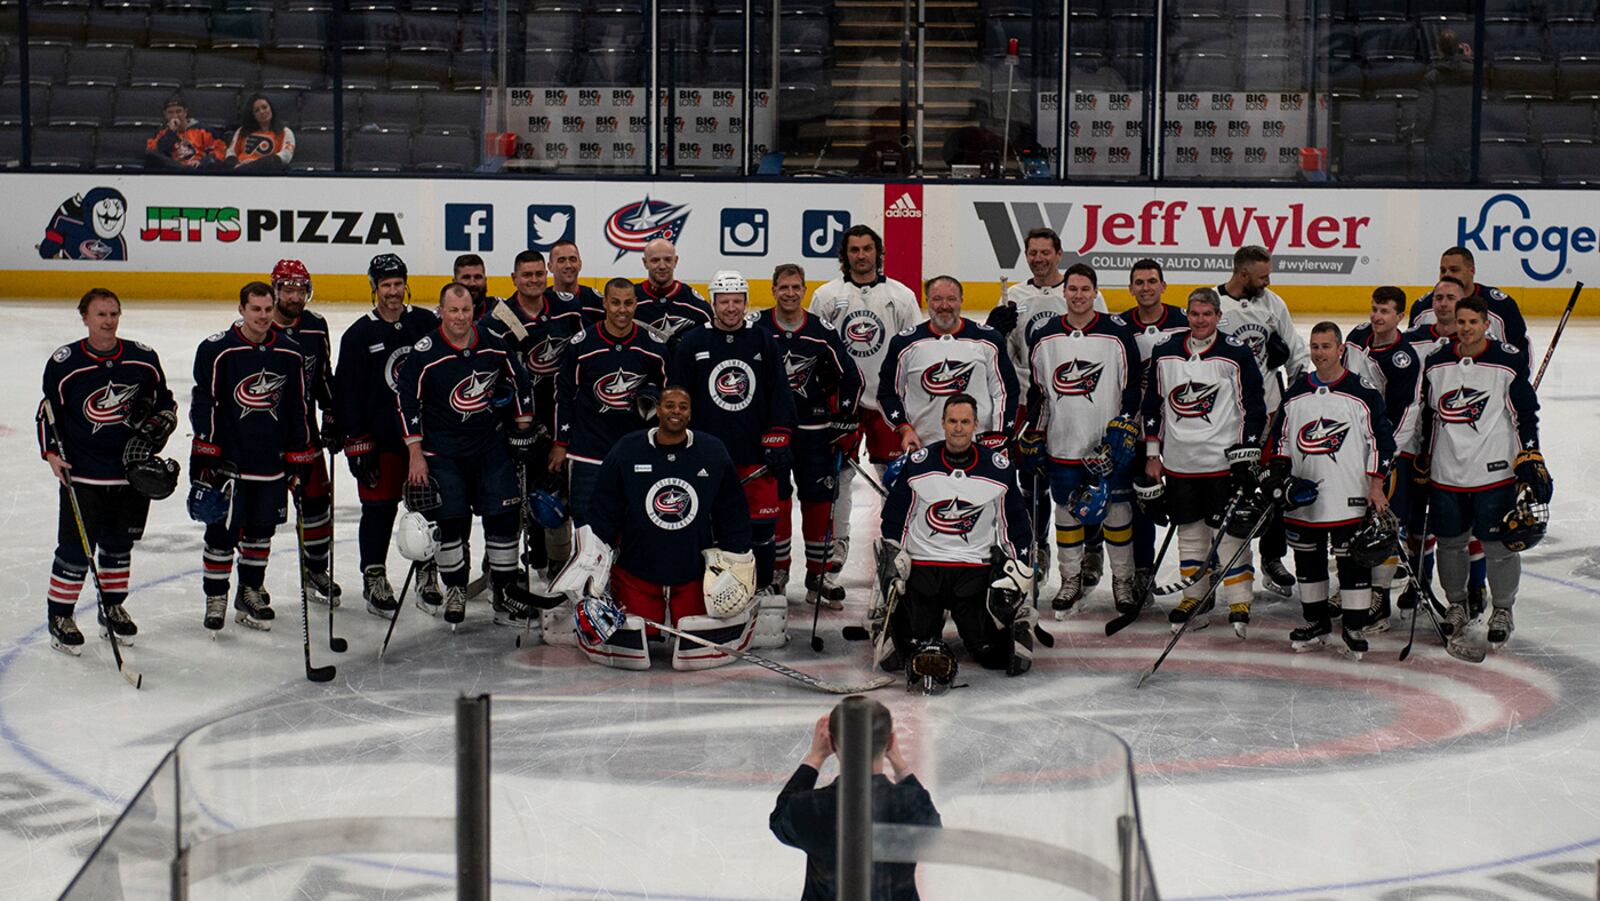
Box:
[703,548,758,618]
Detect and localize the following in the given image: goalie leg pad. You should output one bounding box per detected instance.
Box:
[540,597,577,647]
[577,613,650,670]
[551,524,615,597]
[671,610,754,670]
[749,591,789,649]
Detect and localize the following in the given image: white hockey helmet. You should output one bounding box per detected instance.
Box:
[707,270,749,301]
[395,511,439,562]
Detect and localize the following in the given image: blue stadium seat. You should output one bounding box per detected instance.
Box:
[47,85,114,126]
[1479,100,1529,141]
[1338,99,1399,141]
[65,47,130,85]
[1339,140,1410,182]
[294,128,334,169]
[84,8,149,46]
[94,124,150,168]
[410,130,475,170]
[126,48,192,88]
[1478,142,1543,182]
[260,50,328,91]
[1530,101,1596,141]
[273,10,330,49]
[30,125,95,168]
[1545,143,1600,182]
[420,91,480,134]
[112,86,170,126]
[346,128,410,170]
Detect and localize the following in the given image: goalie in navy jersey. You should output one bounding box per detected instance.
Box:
[670,270,799,649]
[1417,295,1546,651]
[191,282,317,633]
[752,262,863,608]
[398,283,539,629]
[37,288,178,655]
[1271,322,1395,659]
[552,386,758,671]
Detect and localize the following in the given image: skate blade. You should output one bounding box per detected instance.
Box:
[49,638,83,657]
[98,627,135,647]
[805,591,845,611]
[1366,618,1392,634]
[1263,582,1294,599]
[234,612,273,631]
[1290,636,1327,652]
[1445,639,1488,662]
[415,598,442,617]
[1171,616,1210,634]
[366,603,399,618]
[1338,645,1365,661]
[307,594,340,609]
[1232,622,1248,639]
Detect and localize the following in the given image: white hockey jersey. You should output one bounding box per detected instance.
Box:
[1141,331,1267,477]
[1269,371,1393,527]
[879,319,1019,446]
[1217,285,1309,412]
[1421,341,1540,491]
[1027,312,1142,462]
[1003,279,1108,393]
[808,275,922,411]
[880,443,1033,566]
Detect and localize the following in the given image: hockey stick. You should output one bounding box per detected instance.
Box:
[806,450,845,654]
[643,617,895,694]
[41,400,142,689]
[1393,540,1484,663]
[1150,491,1245,597]
[320,449,346,653]
[1105,523,1175,637]
[1532,281,1582,391]
[844,456,889,498]
[378,561,418,658]
[293,487,337,683]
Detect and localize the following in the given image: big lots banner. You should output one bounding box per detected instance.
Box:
[1,174,1591,315]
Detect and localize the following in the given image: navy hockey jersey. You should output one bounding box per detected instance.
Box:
[38,338,176,485]
[635,280,713,347]
[480,293,585,427]
[1343,324,1421,449]
[588,429,753,585]
[1420,340,1540,492]
[270,308,334,441]
[1141,330,1267,477]
[751,308,863,430]
[881,442,1032,566]
[1123,303,1189,363]
[879,319,1018,445]
[547,284,605,324]
[1269,371,1394,527]
[1409,285,1529,353]
[397,326,529,459]
[191,326,313,480]
[555,322,669,463]
[669,323,798,466]
[1027,312,1143,463]
[335,305,439,454]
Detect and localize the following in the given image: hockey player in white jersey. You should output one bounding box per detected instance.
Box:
[879,276,1018,453]
[1272,322,1395,659]
[808,225,922,575]
[996,227,1109,394]
[1217,245,1308,598]
[1022,262,1142,617]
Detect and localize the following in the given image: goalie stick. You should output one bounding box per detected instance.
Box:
[642,618,896,694]
[1104,523,1175,637]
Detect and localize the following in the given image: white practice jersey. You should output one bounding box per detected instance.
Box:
[879,319,1018,447]
[809,275,922,411]
[1027,312,1142,462]
[1217,285,1309,413]
[1003,279,1107,393]
[1421,341,1540,492]
[880,444,1033,566]
[1142,331,1267,477]
[1270,372,1393,527]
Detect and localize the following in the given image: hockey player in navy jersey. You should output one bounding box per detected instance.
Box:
[670,270,799,648]
[547,240,605,324]
[1121,259,1188,605]
[1273,322,1395,659]
[880,276,1018,453]
[636,238,713,348]
[752,262,863,607]
[38,288,178,654]
[1023,262,1143,618]
[452,253,501,321]
[553,386,758,671]
[335,254,441,614]
[268,259,341,606]
[879,393,1036,686]
[1418,295,1546,650]
[1408,246,1530,354]
[398,283,540,628]
[1141,287,1268,636]
[191,282,317,632]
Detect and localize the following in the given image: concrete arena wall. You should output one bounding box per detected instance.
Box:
[3,174,1594,316]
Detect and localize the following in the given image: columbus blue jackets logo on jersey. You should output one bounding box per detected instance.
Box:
[783,351,819,397]
[234,370,287,417]
[526,335,570,379]
[921,359,978,396]
[925,497,982,540]
[709,359,756,412]
[1222,319,1270,361]
[840,310,886,359]
[1439,386,1490,428]
[645,477,698,530]
[383,346,412,391]
[1051,359,1105,396]
[449,371,495,418]
[646,312,697,341]
[594,369,647,409]
[82,381,139,432]
[604,197,690,261]
[1296,417,1351,457]
[1169,381,1221,420]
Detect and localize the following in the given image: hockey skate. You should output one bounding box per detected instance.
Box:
[1007,606,1037,677]
[203,595,227,633]
[363,565,399,617]
[804,571,845,610]
[1441,602,1471,638]
[1339,626,1368,661]
[1112,575,1146,615]
[827,537,849,575]
[305,567,342,607]
[98,604,137,646]
[49,615,84,656]
[234,585,275,630]
[416,561,443,615]
[1227,602,1250,639]
[1081,547,1104,589]
[1168,594,1213,632]
[1486,607,1514,648]
[1366,588,1392,634]
[1052,573,1083,621]
[1290,618,1332,651]
[770,568,790,597]
[1131,566,1155,610]
[1260,557,1295,598]
[492,583,546,627]
[444,585,467,629]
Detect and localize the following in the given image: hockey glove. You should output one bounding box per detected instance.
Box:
[761,429,793,472]
[1514,447,1553,503]
[874,537,911,604]
[189,438,221,486]
[137,406,178,453]
[344,435,382,489]
[1101,414,1141,473]
[984,303,1019,336]
[284,447,318,490]
[507,422,538,463]
[1134,473,1169,526]
[1265,331,1291,370]
[1013,429,1046,473]
[829,419,861,452]
[320,411,342,452]
[1226,443,1260,492]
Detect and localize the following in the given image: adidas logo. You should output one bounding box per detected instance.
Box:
[884,193,922,219]
[697,468,709,477]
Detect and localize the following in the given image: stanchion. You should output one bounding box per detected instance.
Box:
[836,695,874,901]
[456,694,491,900]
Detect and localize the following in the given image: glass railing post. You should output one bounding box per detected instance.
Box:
[18,0,29,169]
[456,693,491,900]
[836,695,874,901]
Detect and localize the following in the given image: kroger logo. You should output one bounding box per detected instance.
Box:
[1458,193,1595,282]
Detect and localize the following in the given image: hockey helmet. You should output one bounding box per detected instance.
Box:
[122,435,179,500]
[367,253,408,292]
[1347,507,1400,568]
[1069,477,1112,526]
[395,511,439,562]
[271,259,312,299]
[574,592,626,646]
[1498,482,1548,552]
[707,270,748,300]
[186,462,238,526]
[1223,488,1269,539]
[527,488,568,530]
[402,476,442,514]
[906,640,957,696]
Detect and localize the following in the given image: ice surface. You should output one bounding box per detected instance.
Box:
[2,301,1598,900]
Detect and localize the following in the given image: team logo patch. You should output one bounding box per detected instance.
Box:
[709,359,757,412]
[234,370,287,418]
[921,359,978,396]
[383,345,412,391]
[594,369,646,409]
[910,448,928,463]
[783,351,819,397]
[1052,359,1105,396]
[925,497,983,540]
[449,371,495,418]
[527,335,570,378]
[645,477,698,530]
[841,310,886,359]
[1393,350,1413,369]
[52,345,71,363]
[1439,386,1490,428]
[1169,381,1221,419]
[83,381,139,432]
[1224,321,1269,360]
[648,312,697,341]
[604,196,690,262]
[1296,417,1351,457]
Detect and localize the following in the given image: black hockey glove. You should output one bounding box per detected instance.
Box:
[761,429,793,472]
[320,411,342,452]
[1226,443,1260,493]
[137,406,178,453]
[1515,447,1553,503]
[344,435,382,489]
[507,422,541,465]
[985,303,1019,337]
[1265,331,1291,370]
[1133,473,1168,526]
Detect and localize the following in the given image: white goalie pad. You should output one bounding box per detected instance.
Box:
[703,548,758,618]
[671,609,754,671]
[990,557,1034,596]
[749,591,788,649]
[551,525,615,598]
[540,597,576,646]
[577,612,650,670]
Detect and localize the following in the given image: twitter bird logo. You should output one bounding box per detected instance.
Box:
[526,204,576,251]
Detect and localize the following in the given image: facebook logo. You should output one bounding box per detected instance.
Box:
[802,210,850,258]
[445,204,494,252]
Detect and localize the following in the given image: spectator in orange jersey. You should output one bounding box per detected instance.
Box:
[144,95,225,171]
[225,94,296,173]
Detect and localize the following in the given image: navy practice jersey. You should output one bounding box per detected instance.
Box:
[670,323,798,466]
[881,442,1032,566]
[1343,324,1422,450]
[547,284,605,324]
[1420,340,1540,492]
[879,319,1018,446]
[335,305,439,454]
[192,326,312,480]
[1270,371,1394,527]
[1026,312,1143,463]
[1409,284,1529,353]
[397,326,529,459]
[270,308,334,431]
[588,429,753,586]
[1141,330,1267,477]
[480,293,585,427]
[635,280,713,348]
[555,322,669,463]
[38,338,176,485]
[751,308,863,430]
[1123,303,1190,363]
